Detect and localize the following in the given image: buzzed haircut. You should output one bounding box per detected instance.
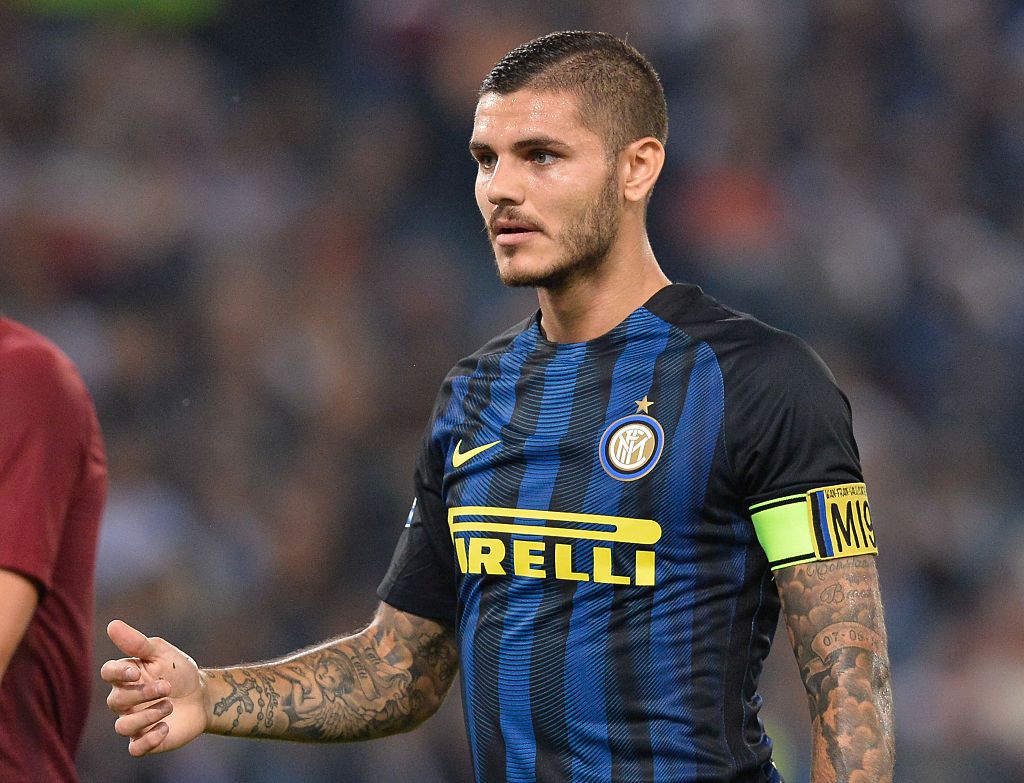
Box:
[479,31,668,154]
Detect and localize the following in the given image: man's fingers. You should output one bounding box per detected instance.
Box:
[114,699,174,738]
[127,721,170,757]
[107,619,157,659]
[100,657,142,685]
[106,679,171,713]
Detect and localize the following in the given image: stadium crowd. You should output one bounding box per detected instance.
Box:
[1,1,1022,781]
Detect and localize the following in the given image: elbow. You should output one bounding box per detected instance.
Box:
[390,660,458,737]
[400,673,455,733]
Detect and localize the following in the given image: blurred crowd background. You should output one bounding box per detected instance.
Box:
[1,1,1023,781]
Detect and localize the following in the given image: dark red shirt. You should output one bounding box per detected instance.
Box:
[0,318,107,783]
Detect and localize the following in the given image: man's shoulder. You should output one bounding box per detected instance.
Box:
[646,285,835,389]
[416,313,535,443]
[0,317,66,364]
[0,318,94,423]
[442,312,537,383]
[648,285,812,355]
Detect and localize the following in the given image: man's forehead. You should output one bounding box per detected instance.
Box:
[472,89,587,141]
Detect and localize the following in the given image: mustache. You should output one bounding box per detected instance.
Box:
[487,207,547,237]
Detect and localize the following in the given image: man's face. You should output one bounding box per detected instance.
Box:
[470,89,621,290]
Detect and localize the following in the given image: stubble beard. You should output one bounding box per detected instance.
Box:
[495,169,621,291]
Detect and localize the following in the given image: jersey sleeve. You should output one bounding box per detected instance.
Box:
[0,340,88,593]
[726,330,876,570]
[377,386,458,624]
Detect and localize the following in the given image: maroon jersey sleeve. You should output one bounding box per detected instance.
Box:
[0,328,92,593]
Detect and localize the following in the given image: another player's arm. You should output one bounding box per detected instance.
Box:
[104,602,458,755]
[0,569,39,681]
[775,554,895,783]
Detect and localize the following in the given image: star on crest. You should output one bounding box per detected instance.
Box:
[634,395,653,414]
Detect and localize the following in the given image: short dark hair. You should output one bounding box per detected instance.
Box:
[479,31,668,153]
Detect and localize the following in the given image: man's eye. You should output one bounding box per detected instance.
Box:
[532,151,556,165]
[477,154,496,169]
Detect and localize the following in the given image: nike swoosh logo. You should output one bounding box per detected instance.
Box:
[452,439,501,468]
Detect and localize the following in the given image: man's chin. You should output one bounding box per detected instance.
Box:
[495,252,604,291]
[496,259,569,289]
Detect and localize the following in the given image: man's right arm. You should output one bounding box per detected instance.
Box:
[103,602,458,756]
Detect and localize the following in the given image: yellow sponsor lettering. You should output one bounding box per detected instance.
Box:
[455,536,656,586]
[634,550,656,586]
[449,506,661,586]
[554,543,589,582]
[454,536,468,573]
[448,506,661,545]
[468,537,506,575]
[592,546,631,585]
[513,540,546,578]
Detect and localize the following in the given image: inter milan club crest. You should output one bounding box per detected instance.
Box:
[599,396,664,482]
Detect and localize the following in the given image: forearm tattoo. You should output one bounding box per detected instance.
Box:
[205,606,459,742]
[775,555,895,783]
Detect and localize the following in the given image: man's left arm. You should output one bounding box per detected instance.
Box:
[0,569,39,681]
[775,554,895,783]
[0,331,98,681]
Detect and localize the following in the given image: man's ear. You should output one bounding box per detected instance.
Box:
[621,137,665,203]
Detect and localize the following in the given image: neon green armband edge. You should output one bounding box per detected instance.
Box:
[750,483,877,571]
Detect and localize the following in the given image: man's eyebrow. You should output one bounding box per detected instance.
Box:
[511,137,570,151]
[469,137,571,153]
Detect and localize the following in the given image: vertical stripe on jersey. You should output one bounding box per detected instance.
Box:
[473,336,546,783]
[699,511,755,779]
[451,330,538,783]
[565,310,672,783]
[608,321,694,783]
[531,339,624,783]
[498,341,587,783]
[447,357,495,782]
[649,339,725,781]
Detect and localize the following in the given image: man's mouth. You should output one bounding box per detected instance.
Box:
[492,219,542,246]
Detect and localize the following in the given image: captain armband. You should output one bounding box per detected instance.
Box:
[749,483,877,571]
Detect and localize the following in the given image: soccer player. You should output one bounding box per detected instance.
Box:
[102,32,894,782]
[1,317,107,782]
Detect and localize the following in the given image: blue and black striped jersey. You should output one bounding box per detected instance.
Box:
[379,284,865,783]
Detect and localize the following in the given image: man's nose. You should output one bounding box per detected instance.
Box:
[485,160,525,205]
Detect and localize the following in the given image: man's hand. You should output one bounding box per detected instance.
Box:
[101,620,210,756]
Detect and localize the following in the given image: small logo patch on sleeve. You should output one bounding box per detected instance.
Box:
[807,483,876,560]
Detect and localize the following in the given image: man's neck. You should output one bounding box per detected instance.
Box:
[536,239,670,343]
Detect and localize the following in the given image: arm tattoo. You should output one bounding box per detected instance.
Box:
[775,555,895,783]
[212,670,281,735]
[205,605,458,742]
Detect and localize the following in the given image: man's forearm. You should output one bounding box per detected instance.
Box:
[203,607,458,742]
[776,555,895,783]
[805,644,894,782]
